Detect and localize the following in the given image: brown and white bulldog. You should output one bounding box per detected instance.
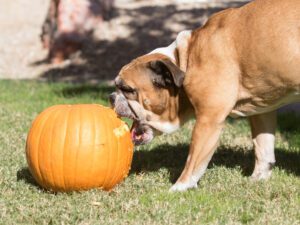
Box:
[109,0,300,191]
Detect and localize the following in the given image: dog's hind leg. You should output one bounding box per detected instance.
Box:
[249,111,277,180]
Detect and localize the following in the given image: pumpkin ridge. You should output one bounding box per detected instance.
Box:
[123,123,132,181]
[92,107,102,188]
[89,107,97,189]
[65,106,79,190]
[34,107,58,188]
[74,106,82,189]
[48,107,65,190]
[112,121,128,188]
[93,107,104,188]
[108,118,121,189]
[122,127,133,180]
[92,106,103,188]
[61,106,72,191]
[115,122,124,188]
[36,108,57,187]
[126,133,134,178]
[85,106,96,189]
[101,108,111,189]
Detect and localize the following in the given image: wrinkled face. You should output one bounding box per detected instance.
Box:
[109,53,185,145]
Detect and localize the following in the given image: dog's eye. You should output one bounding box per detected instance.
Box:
[120,87,138,100]
[121,87,135,93]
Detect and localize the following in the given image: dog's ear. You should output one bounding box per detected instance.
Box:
[149,58,185,88]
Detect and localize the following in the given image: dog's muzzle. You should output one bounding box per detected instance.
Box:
[109,92,154,145]
[109,92,137,120]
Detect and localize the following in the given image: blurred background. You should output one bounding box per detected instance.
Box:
[0,0,250,84]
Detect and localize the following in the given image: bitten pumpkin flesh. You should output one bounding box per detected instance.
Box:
[26,104,133,191]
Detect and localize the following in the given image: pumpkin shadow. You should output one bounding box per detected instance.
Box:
[16,168,73,193]
[130,144,300,183]
[16,167,42,189]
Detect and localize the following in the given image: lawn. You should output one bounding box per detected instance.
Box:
[0,80,299,224]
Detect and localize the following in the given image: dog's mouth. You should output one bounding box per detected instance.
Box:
[130,121,154,145]
[110,92,155,145]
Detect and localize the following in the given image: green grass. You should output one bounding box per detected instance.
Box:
[0,80,299,224]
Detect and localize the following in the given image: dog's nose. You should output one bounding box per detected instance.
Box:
[109,92,117,106]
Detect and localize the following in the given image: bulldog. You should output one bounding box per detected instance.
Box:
[109,0,300,191]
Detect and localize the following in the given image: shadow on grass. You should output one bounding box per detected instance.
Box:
[277,112,300,148]
[56,84,115,101]
[17,167,42,190]
[17,168,69,193]
[17,143,299,190]
[131,144,300,183]
[278,112,300,131]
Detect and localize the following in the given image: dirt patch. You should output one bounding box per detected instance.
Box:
[0,0,49,79]
[0,0,249,82]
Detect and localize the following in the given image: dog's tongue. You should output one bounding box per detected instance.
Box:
[130,121,137,136]
[130,122,146,145]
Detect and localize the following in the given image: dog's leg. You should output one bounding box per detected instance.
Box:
[169,60,238,192]
[169,119,224,192]
[249,111,276,180]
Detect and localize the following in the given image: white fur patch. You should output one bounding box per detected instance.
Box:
[251,132,276,180]
[148,30,192,64]
[169,154,212,192]
[147,120,180,134]
[175,30,192,46]
[149,41,177,62]
[169,166,205,192]
[190,161,210,184]
[169,181,197,192]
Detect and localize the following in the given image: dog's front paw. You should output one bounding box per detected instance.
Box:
[169,180,198,192]
[250,162,274,181]
[250,170,272,181]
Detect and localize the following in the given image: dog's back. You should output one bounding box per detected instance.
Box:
[188,0,300,115]
[234,0,300,78]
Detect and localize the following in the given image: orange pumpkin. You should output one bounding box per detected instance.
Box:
[26,104,133,192]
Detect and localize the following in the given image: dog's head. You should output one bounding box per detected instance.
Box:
[109,53,185,145]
